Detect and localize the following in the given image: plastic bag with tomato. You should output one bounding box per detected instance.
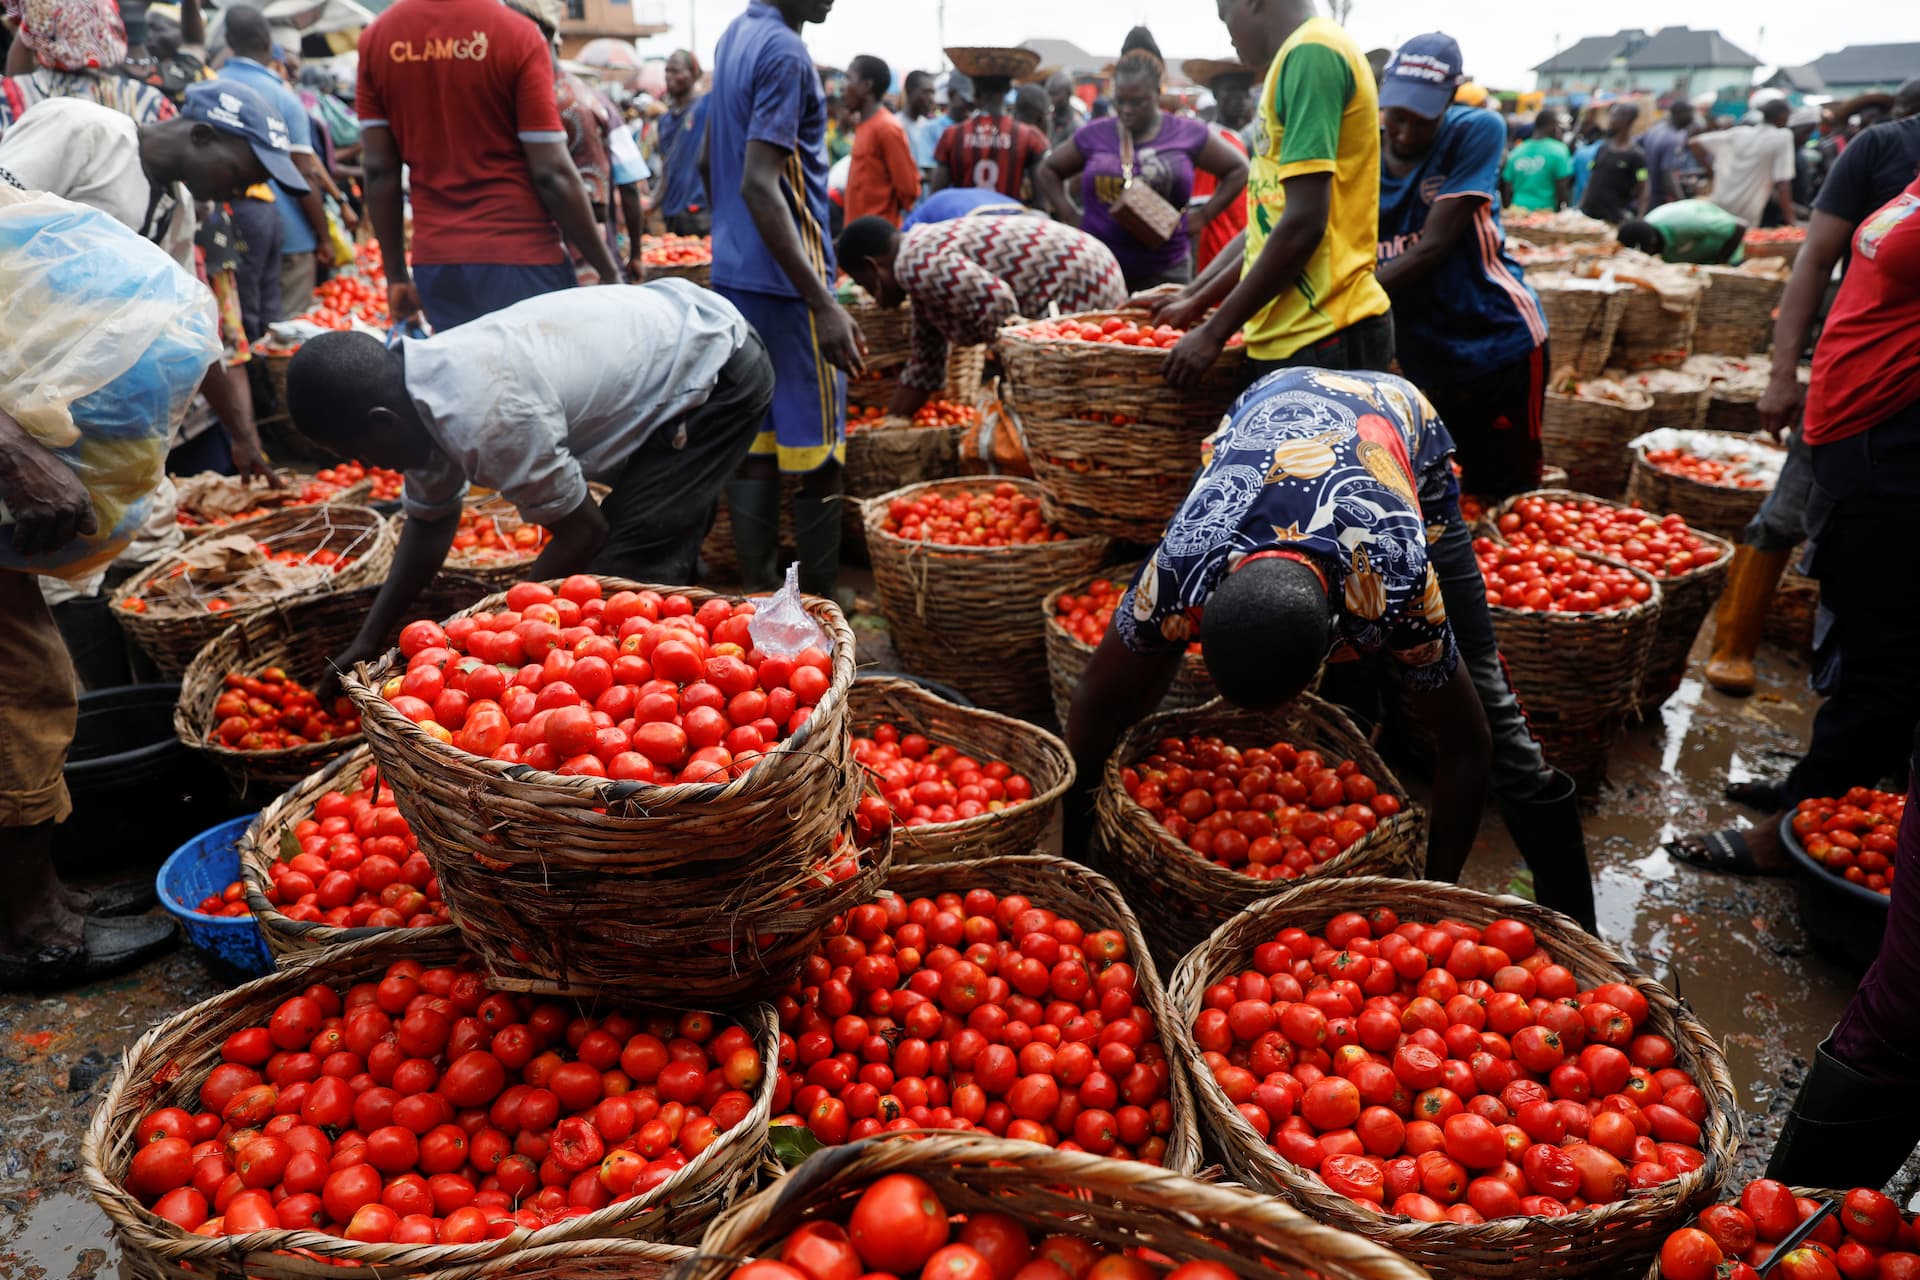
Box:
[0,186,220,578]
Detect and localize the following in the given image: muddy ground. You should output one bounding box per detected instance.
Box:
[0,608,1876,1278]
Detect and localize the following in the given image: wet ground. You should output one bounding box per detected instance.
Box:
[0,606,1873,1277]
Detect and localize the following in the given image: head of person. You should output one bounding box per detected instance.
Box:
[1213,72,1255,130]
[1047,71,1075,113]
[1788,104,1819,144]
[904,69,935,118]
[1533,108,1562,142]
[1200,556,1333,709]
[1217,0,1318,73]
[162,78,310,201]
[845,54,889,114]
[1377,33,1464,162]
[223,4,274,60]
[1667,99,1694,129]
[1759,98,1791,129]
[835,215,906,306]
[1090,95,1112,119]
[1113,31,1164,137]
[504,0,557,50]
[1895,78,1920,122]
[664,50,700,99]
[286,331,432,470]
[1617,218,1663,256]
[1607,101,1638,136]
[945,72,975,121]
[972,74,1013,116]
[770,0,834,29]
[148,8,182,60]
[1013,82,1050,131]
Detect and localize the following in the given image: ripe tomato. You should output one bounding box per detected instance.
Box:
[846,1174,950,1273]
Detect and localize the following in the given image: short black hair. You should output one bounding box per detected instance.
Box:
[1761,99,1791,126]
[905,69,932,93]
[1617,218,1663,255]
[835,215,898,270]
[972,74,1013,107]
[224,5,273,58]
[1200,558,1331,709]
[849,54,890,97]
[285,331,405,456]
[1014,82,1049,127]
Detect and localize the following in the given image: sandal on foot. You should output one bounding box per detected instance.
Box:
[1663,828,1792,878]
[1725,779,1788,811]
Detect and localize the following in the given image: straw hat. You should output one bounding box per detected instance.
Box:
[945,47,1042,81]
[1182,58,1255,89]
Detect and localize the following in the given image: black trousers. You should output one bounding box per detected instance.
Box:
[228,196,282,344]
[587,332,775,583]
[1246,310,1396,381]
[1419,342,1548,503]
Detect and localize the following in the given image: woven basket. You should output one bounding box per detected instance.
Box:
[847,366,903,411]
[114,504,396,678]
[1167,877,1737,1280]
[82,932,777,1280]
[1509,224,1615,249]
[1095,695,1426,962]
[1767,555,1819,653]
[1533,275,1631,380]
[648,261,711,287]
[699,478,802,585]
[842,422,962,561]
[1488,552,1663,788]
[1024,413,1214,542]
[1610,281,1703,371]
[1542,392,1652,498]
[997,311,1248,431]
[1743,238,1802,266]
[1490,490,1733,714]
[1605,371,1712,434]
[175,470,374,540]
[849,678,1072,864]
[1042,561,1214,726]
[1640,1189,1838,1280]
[343,577,884,1000]
[946,344,988,404]
[881,855,1200,1171]
[438,1239,692,1280]
[863,478,1110,717]
[848,297,914,369]
[1703,393,1764,435]
[1623,434,1782,540]
[1691,266,1786,356]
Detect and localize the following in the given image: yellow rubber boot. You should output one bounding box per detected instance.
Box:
[1704,545,1793,695]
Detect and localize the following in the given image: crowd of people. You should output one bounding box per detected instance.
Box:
[2,0,1919,1187]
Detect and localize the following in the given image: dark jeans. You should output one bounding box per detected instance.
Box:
[1419,343,1548,503]
[413,261,577,331]
[1743,428,1814,553]
[229,196,282,343]
[1830,734,1920,1082]
[1785,402,1920,804]
[587,333,775,583]
[1247,311,1395,381]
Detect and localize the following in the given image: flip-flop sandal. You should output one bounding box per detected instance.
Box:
[1724,779,1788,810]
[1663,828,1793,878]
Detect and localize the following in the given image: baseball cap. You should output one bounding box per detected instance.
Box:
[1379,33,1465,119]
[183,78,309,193]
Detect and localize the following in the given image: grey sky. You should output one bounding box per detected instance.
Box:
[637,1,1919,93]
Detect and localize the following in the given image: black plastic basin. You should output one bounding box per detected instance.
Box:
[1780,811,1890,974]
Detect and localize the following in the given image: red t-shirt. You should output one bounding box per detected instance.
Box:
[934,113,1049,199]
[1193,125,1248,271]
[356,0,567,265]
[1806,174,1920,445]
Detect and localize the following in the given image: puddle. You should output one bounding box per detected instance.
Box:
[0,1192,114,1280]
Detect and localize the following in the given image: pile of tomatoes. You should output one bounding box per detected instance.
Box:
[1122,735,1400,881]
[848,405,890,432]
[210,667,358,752]
[772,885,1177,1159]
[366,467,405,502]
[121,956,762,1243]
[1011,316,1244,351]
[881,484,1069,547]
[450,509,549,562]
[1495,497,1725,579]
[913,399,978,429]
[1658,1181,1909,1280]
[175,473,359,532]
[266,760,452,929]
[1053,575,1199,656]
[260,544,357,574]
[193,883,254,918]
[121,544,357,615]
[725,1173,1231,1280]
[1790,787,1904,896]
[851,723,1035,827]
[1193,910,1713,1222]
[380,577,832,786]
[640,234,712,267]
[299,274,388,332]
[1744,226,1807,245]
[1474,538,1653,613]
[1644,448,1772,490]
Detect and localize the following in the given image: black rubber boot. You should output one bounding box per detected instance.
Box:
[793,493,847,606]
[725,475,781,593]
[1497,768,1598,933]
[1767,1039,1920,1188]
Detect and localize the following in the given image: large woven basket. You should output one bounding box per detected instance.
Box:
[847,296,914,369]
[1542,391,1652,497]
[1489,552,1663,788]
[863,478,1110,717]
[1623,434,1782,540]
[114,504,396,678]
[1767,552,1819,653]
[847,366,904,410]
[1490,490,1733,714]
[1022,413,1213,542]
[1691,266,1786,356]
[997,311,1248,430]
[82,932,777,1280]
[848,678,1072,864]
[1095,695,1426,962]
[1167,877,1737,1280]
[343,578,885,1000]
[1042,561,1215,725]
[880,855,1201,1172]
[1610,279,1704,370]
[174,469,374,540]
[1533,275,1631,379]
[946,344,988,403]
[441,1239,692,1280]
[1606,370,1712,433]
[842,421,962,561]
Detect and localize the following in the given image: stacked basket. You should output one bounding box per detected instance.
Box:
[1610,275,1706,371]
[1690,263,1788,356]
[1624,431,1784,540]
[1541,383,1653,497]
[841,416,962,561]
[1533,274,1631,379]
[1042,561,1216,725]
[1606,369,1712,434]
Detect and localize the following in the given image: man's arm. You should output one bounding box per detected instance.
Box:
[741,138,865,373]
[178,0,205,46]
[523,140,623,283]
[1376,195,1480,293]
[1758,209,1852,432]
[618,182,647,280]
[0,405,98,555]
[292,156,332,245]
[1061,626,1184,861]
[1142,228,1244,327]
[361,124,422,322]
[199,362,279,485]
[525,494,609,579]
[328,509,460,679]
[1404,658,1492,883]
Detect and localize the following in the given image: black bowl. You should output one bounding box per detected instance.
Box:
[1779,811,1889,973]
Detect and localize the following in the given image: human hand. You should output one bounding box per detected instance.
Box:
[0,450,97,555]
[1128,284,1183,315]
[388,280,424,323]
[816,303,868,376]
[1162,321,1226,391]
[1757,371,1805,439]
[232,439,283,488]
[339,203,360,231]
[626,256,647,283]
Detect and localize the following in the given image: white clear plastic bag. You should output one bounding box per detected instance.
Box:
[748,562,827,657]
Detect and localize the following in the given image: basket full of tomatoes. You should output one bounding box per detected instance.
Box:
[1491,491,1732,714]
[684,1132,1429,1280]
[863,478,1110,717]
[1169,877,1738,1280]
[1781,790,1899,972]
[1624,431,1786,540]
[81,932,778,1280]
[847,676,1072,864]
[1042,562,1214,726]
[842,400,971,561]
[639,234,712,285]
[1651,1182,1906,1280]
[1095,697,1425,961]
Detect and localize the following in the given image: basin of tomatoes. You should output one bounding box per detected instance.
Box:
[1474,538,1654,613]
[1657,1181,1911,1280]
[1122,736,1402,882]
[852,724,1036,827]
[261,759,452,929]
[640,234,712,267]
[122,956,766,1244]
[449,508,549,563]
[1053,575,1200,657]
[772,885,1178,1161]
[1495,497,1726,579]
[378,576,834,786]
[725,1171,1234,1280]
[1009,315,1244,351]
[1789,788,1904,898]
[209,667,359,752]
[881,484,1070,547]
[1643,448,1772,490]
[1191,910,1714,1222]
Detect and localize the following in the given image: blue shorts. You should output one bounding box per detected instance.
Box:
[716,285,845,474]
[413,261,577,331]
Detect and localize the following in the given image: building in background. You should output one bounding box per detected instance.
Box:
[1766,43,1920,100]
[555,0,667,61]
[1533,27,1759,100]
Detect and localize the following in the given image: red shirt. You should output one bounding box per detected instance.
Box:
[1806,174,1920,445]
[934,113,1049,199]
[1193,125,1248,271]
[356,0,567,266]
[846,109,921,226]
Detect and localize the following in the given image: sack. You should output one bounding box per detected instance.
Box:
[0,187,220,578]
[1109,125,1181,250]
[958,378,1033,477]
[325,201,356,269]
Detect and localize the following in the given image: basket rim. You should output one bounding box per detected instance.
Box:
[859,475,1112,555]
[112,503,392,610]
[997,309,1250,365]
[1629,433,1786,490]
[1487,489,1735,585]
[1481,543,1668,623]
[171,617,366,767]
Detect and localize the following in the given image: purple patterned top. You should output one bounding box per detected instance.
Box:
[1075,113,1210,287]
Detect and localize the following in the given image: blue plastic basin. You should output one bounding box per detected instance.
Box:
[157,815,274,976]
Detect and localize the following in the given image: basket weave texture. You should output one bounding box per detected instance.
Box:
[1534,275,1631,379]
[1024,414,1214,542]
[1623,435,1781,540]
[1041,561,1214,726]
[997,311,1247,430]
[1691,266,1785,356]
[842,423,962,560]
[1541,392,1651,498]
[1767,556,1819,652]
[1610,281,1704,370]
[1168,877,1738,1280]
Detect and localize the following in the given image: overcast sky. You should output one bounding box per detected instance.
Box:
[633,1,1920,92]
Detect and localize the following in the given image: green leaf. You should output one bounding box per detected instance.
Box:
[1506,870,1537,902]
[768,1124,825,1169]
[278,829,302,864]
